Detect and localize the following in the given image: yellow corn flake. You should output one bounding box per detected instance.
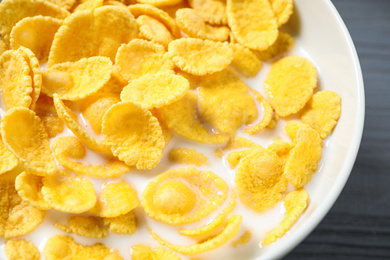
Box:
[42,56,112,101]
[41,175,97,213]
[158,92,229,144]
[0,49,33,110]
[102,102,165,169]
[235,147,287,212]
[52,136,130,178]
[150,108,173,147]
[0,180,46,239]
[265,56,317,117]
[227,0,278,51]
[142,167,228,225]
[284,126,322,188]
[188,0,227,25]
[44,235,123,260]
[53,95,112,154]
[73,0,104,12]
[100,67,128,95]
[270,0,293,27]
[150,214,242,255]
[198,68,257,134]
[115,39,174,83]
[5,239,40,260]
[253,31,295,61]
[39,114,64,138]
[226,148,259,168]
[179,200,236,238]
[284,121,309,141]
[263,189,308,245]
[120,72,189,109]
[0,0,69,43]
[137,15,174,48]
[231,230,252,247]
[46,0,76,10]
[0,134,18,175]
[103,0,127,6]
[267,112,279,129]
[34,93,57,114]
[301,90,342,139]
[15,171,51,210]
[225,137,260,150]
[132,245,181,260]
[103,210,137,234]
[55,215,108,238]
[1,107,56,176]
[175,8,230,42]
[168,148,208,166]
[244,88,273,134]
[168,38,233,76]
[267,140,293,166]
[0,36,8,55]
[136,0,182,7]
[90,181,140,218]
[10,16,63,63]
[229,43,262,77]
[128,4,181,38]
[177,70,200,90]
[48,6,138,66]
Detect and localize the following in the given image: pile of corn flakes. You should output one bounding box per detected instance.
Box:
[0,0,341,258]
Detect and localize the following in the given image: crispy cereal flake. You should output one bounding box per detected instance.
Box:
[46,0,76,10]
[267,140,293,166]
[39,114,64,138]
[188,0,227,25]
[270,0,294,27]
[231,230,252,247]
[137,15,174,48]
[0,37,8,55]
[5,239,40,260]
[132,245,181,260]
[103,210,137,234]
[168,148,208,166]
[229,43,262,77]
[136,0,182,8]
[73,0,104,12]
[56,216,108,238]
[226,148,259,168]
[253,31,294,61]
[0,134,18,175]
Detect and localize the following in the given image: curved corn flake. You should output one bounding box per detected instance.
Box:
[103,210,137,234]
[115,40,174,82]
[150,108,173,147]
[227,0,278,51]
[270,0,293,27]
[136,0,182,7]
[15,171,51,210]
[90,181,140,218]
[142,167,228,225]
[10,16,63,63]
[5,239,40,260]
[55,216,108,238]
[48,6,138,65]
[188,0,227,25]
[1,107,56,176]
[160,1,191,18]
[198,68,257,134]
[284,121,309,141]
[73,0,104,12]
[175,8,230,42]
[158,92,229,144]
[301,90,342,139]
[40,114,64,138]
[128,4,181,37]
[226,148,259,168]
[168,38,233,76]
[46,0,76,10]
[0,50,32,110]
[178,70,200,90]
[137,15,174,48]
[103,0,128,7]
[267,140,293,167]
[231,230,252,247]
[42,56,112,101]
[168,148,208,166]
[0,134,18,175]
[284,126,322,188]
[0,37,8,55]
[42,175,96,213]
[44,235,123,260]
[120,71,189,109]
[132,245,180,260]
[53,95,111,154]
[253,31,295,61]
[235,147,287,212]
[263,189,308,245]
[225,137,261,150]
[244,88,273,134]
[35,93,57,114]
[0,0,69,43]
[150,214,242,255]
[0,180,46,239]
[265,56,317,117]
[229,43,262,77]
[102,102,165,169]
[52,136,130,178]
[179,200,236,237]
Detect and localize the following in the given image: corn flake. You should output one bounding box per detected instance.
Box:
[284,121,309,141]
[253,31,295,61]
[56,215,108,238]
[10,16,63,63]
[244,88,273,134]
[73,0,104,12]
[150,214,242,255]
[235,147,287,212]
[142,167,228,225]
[1,107,56,176]
[231,230,252,247]
[136,0,182,8]
[48,6,138,66]
[46,0,76,10]
[0,36,8,55]
[229,43,262,77]
[132,245,181,260]
[270,0,294,27]
[188,0,227,25]
[168,148,208,166]
[5,239,40,260]
[265,56,317,117]
[263,189,308,245]
[225,137,261,150]
[90,181,140,218]
[102,101,165,169]
[158,92,229,144]
[301,90,342,139]
[137,15,174,48]
[226,148,259,168]
[168,38,233,76]
[103,210,137,234]
[0,134,18,175]
[267,140,293,167]
[42,175,97,213]
[39,114,64,138]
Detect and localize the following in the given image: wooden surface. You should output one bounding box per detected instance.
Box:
[285,0,390,259]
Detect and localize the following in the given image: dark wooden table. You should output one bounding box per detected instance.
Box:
[285,0,390,259]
